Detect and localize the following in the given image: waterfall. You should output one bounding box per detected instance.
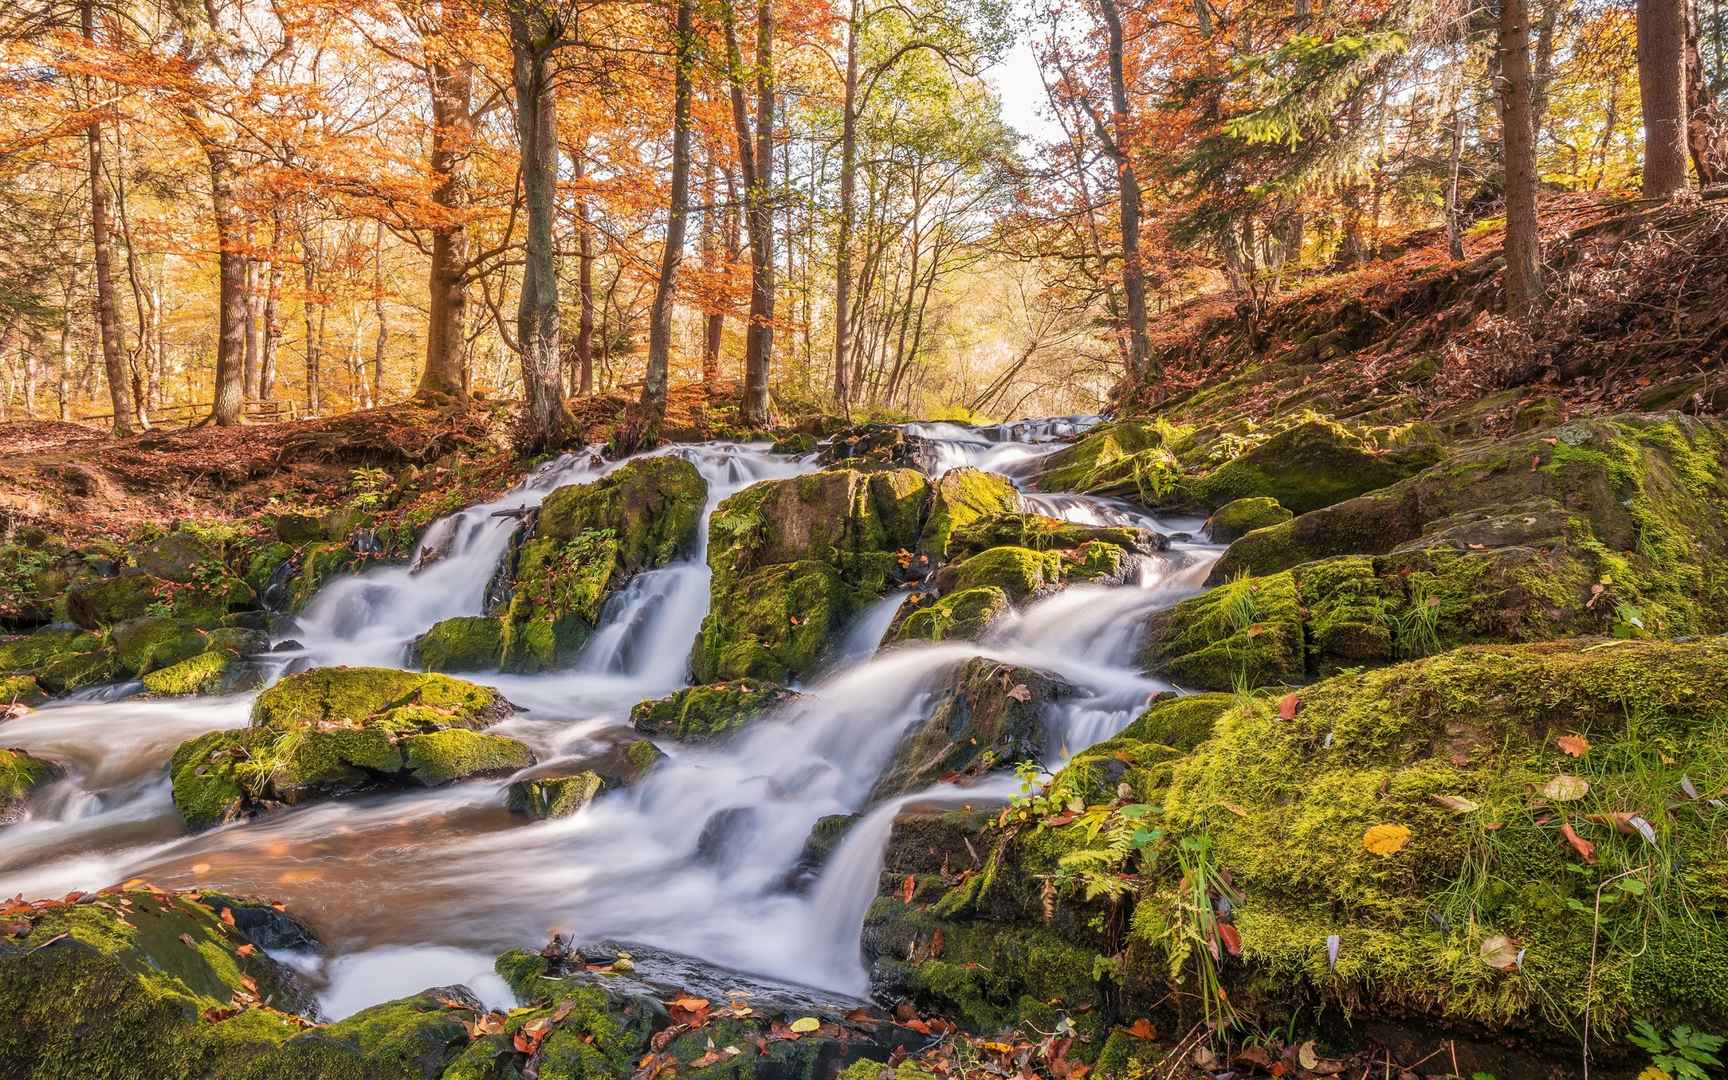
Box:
[0,420,1218,1016]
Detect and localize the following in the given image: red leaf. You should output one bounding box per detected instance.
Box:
[901,874,916,904]
[1217,922,1242,957]
[1561,822,1597,864]
[1277,693,1299,720]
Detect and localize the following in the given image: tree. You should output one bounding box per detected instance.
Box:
[1499,0,1546,313]
[81,0,138,434]
[718,0,774,426]
[642,0,695,412]
[1638,0,1691,195]
[420,20,477,399]
[507,0,573,449]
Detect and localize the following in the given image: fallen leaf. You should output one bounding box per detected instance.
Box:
[178,933,198,949]
[236,943,256,958]
[219,907,236,927]
[1244,623,1264,638]
[1560,822,1597,864]
[1432,794,1480,813]
[1126,1018,1154,1039]
[1217,922,1242,957]
[788,1017,821,1034]
[1277,693,1300,720]
[1480,935,1521,971]
[1555,734,1591,758]
[1006,683,1032,702]
[901,875,916,904]
[1542,774,1590,802]
[1362,824,1411,855]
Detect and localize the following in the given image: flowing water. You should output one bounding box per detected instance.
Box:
[0,423,1218,1018]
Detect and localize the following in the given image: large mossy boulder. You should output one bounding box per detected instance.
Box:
[871,659,1071,801]
[140,650,264,697]
[865,637,1728,1053]
[410,615,506,673]
[535,454,706,573]
[1205,496,1292,543]
[1183,419,1433,514]
[629,679,800,742]
[0,626,120,694]
[169,667,526,829]
[888,586,1010,645]
[1021,419,1169,494]
[692,468,931,682]
[918,468,1020,559]
[1211,417,1728,633]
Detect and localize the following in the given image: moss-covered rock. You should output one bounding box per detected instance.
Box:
[506,769,604,819]
[865,637,1728,1050]
[888,587,1010,644]
[169,667,525,829]
[498,532,618,673]
[1205,497,1293,543]
[629,680,800,742]
[141,650,263,697]
[938,546,1064,603]
[65,572,160,628]
[536,455,707,574]
[1185,419,1432,514]
[411,616,506,673]
[693,469,931,682]
[0,674,44,708]
[818,423,927,471]
[945,513,1154,564]
[1120,693,1235,751]
[0,887,324,1080]
[919,468,1020,559]
[111,616,209,676]
[0,626,120,694]
[1023,420,1169,494]
[1140,571,1305,690]
[0,748,59,823]
[872,660,1070,801]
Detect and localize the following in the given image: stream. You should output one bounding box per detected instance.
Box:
[0,420,1220,1020]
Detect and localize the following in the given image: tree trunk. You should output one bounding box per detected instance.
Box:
[699,151,721,389]
[1639,0,1691,195]
[59,303,74,420]
[832,0,860,404]
[208,147,248,426]
[1096,0,1152,383]
[1498,0,1546,314]
[643,0,695,411]
[509,7,571,449]
[721,0,775,426]
[420,54,474,399]
[82,0,136,436]
[371,222,387,408]
[572,143,595,396]
[261,210,283,400]
[244,256,266,398]
[1686,0,1724,183]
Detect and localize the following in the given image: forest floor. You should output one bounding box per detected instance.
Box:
[0,380,764,543]
[1126,190,1728,430]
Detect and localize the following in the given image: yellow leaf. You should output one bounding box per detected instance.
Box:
[788,1017,820,1034]
[1362,824,1411,855]
[1542,774,1590,801]
[1638,1068,1673,1080]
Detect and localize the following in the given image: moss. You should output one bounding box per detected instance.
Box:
[1187,418,1428,514]
[141,650,260,697]
[919,468,1021,559]
[1024,420,1168,493]
[287,541,360,611]
[0,888,314,1080]
[412,616,505,673]
[629,679,796,742]
[946,546,1065,602]
[1206,497,1293,543]
[535,455,707,573]
[0,626,120,694]
[499,533,618,674]
[946,513,1147,563]
[506,770,604,819]
[621,738,663,779]
[248,988,476,1079]
[771,432,818,455]
[1140,571,1304,690]
[0,674,44,706]
[64,572,160,628]
[693,561,853,682]
[1120,693,1235,750]
[401,730,535,786]
[111,616,209,676]
[0,748,57,817]
[890,587,1009,644]
[252,667,515,732]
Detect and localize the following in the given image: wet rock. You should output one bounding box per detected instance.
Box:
[935,546,1065,603]
[507,768,604,819]
[1205,496,1293,543]
[0,626,120,694]
[694,806,761,868]
[110,616,207,676]
[945,512,1160,563]
[0,748,60,824]
[64,572,159,629]
[629,680,800,743]
[871,659,1072,801]
[169,667,526,829]
[694,468,931,682]
[889,586,1010,645]
[770,432,818,455]
[140,651,265,697]
[536,455,707,574]
[786,813,860,891]
[918,468,1020,559]
[818,423,928,471]
[410,615,505,673]
[1021,418,1168,494]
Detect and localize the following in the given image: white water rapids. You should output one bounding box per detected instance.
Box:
[0,421,1219,1018]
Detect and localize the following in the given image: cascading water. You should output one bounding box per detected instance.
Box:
[0,422,1218,1018]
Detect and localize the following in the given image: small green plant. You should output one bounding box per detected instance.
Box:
[347,467,394,511]
[1628,1021,1725,1080]
[1391,576,1443,658]
[1198,571,1263,640]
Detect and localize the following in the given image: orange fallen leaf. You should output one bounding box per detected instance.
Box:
[1555,734,1591,758]
[1277,693,1300,720]
[1560,822,1597,864]
[1362,824,1411,855]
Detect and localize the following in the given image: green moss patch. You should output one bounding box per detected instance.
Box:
[630,679,799,742]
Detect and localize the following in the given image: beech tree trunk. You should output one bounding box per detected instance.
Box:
[207,148,248,426]
[572,144,595,396]
[371,222,387,408]
[244,256,266,399]
[1096,0,1152,383]
[1639,0,1691,195]
[509,6,571,449]
[260,211,283,400]
[720,0,776,426]
[420,54,473,399]
[699,153,722,389]
[1498,0,1546,314]
[83,0,137,435]
[643,0,695,411]
[833,0,860,404]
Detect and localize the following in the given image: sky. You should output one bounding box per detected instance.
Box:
[985,36,1067,144]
